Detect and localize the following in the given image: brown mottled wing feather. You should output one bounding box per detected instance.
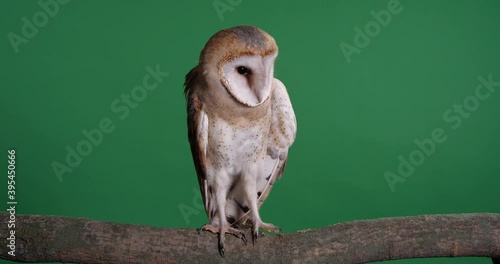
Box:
[185,66,211,218]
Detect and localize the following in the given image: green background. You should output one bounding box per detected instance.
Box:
[1,0,499,263]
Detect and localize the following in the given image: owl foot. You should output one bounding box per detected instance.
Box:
[251,221,283,244]
[228,226,248,245]
[259,222,283,234]
[197,224,247,243]
[197,223,219,234]
[251,229,261,245]
[197,223,247,256]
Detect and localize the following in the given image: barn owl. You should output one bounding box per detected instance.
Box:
[184,25,296,256]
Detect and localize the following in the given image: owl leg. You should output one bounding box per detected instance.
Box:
[242,169,282,244]
[198,175,247,256]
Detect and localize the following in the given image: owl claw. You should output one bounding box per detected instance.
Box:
[197,223,247,255]
[226,226,247,245]
[276,227,284,238]
[239,231,248,245]
[218,241,225,257]
[252,230,261,245]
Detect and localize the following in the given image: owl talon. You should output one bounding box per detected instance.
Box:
[218,241,225,257]
[196,226,203,235]
[227,227,247,245]
[273,227,284,238]
[198,223,246,255]
[252,230,261,245]
[239,232,248,245]
[277,227,284,238]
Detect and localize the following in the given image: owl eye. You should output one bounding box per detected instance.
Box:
[236,66,250,76]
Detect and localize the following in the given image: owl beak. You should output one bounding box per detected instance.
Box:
[252,72,268,103]
[254,88,263,102]
[252,52,277,103]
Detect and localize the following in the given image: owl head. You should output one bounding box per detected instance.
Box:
[199,25,278,107]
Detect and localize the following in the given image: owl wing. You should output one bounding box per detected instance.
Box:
[256,78,297,208]
[185,66,211,217]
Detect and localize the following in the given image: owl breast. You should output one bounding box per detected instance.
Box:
[206,110,271,175]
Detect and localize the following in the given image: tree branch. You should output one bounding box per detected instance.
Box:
[0,212,499,263]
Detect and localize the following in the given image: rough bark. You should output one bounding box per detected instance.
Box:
[0,212,499,264]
